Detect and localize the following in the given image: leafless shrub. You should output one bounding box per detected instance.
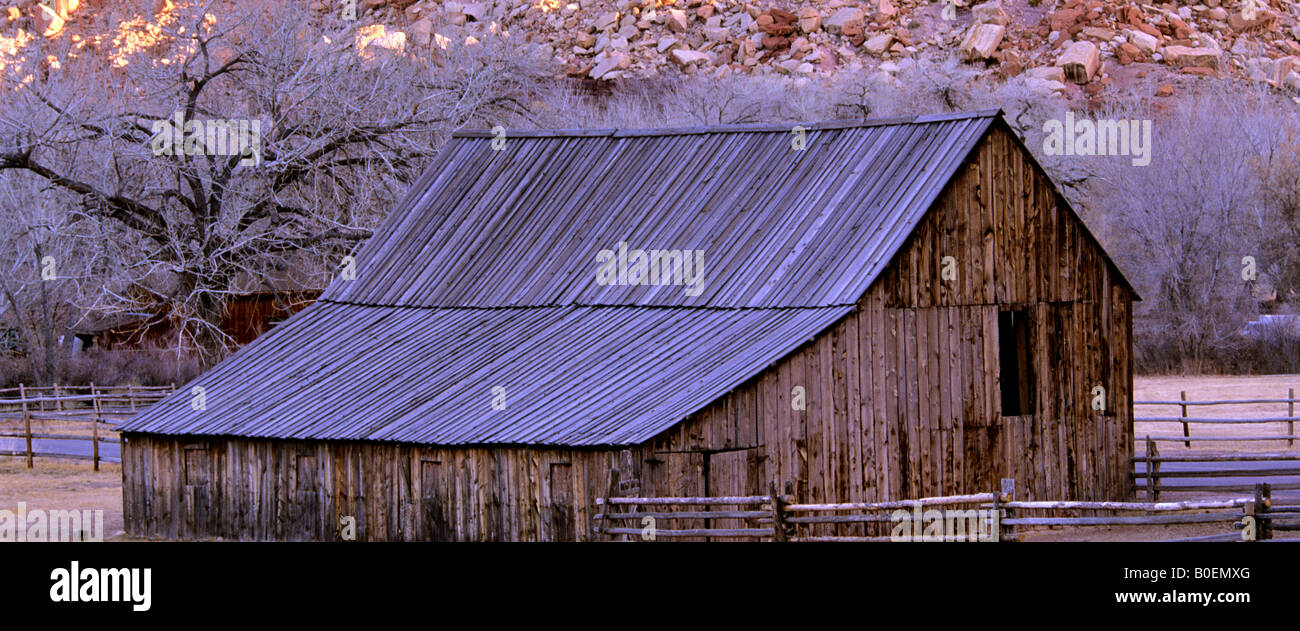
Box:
[534,73,828,128]
[1231,316,1300,374]
[0,349,201,389]
[1087,85,1292,372]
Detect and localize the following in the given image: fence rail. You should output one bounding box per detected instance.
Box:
[780,488,1007,542]
[1134,389,1298,447]
[0,383,176,470]
[1132,435,1300,500]
[0,383,173,414]
[594,483,787,540]
[592,479,1293,542]
[1001,484,1289,542]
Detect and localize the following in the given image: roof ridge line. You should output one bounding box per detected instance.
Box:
[450,109,1003,138]
[316,298,857,311]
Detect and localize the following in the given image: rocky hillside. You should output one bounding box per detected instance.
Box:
[5,0,1300,102]
[361,0,1300,99]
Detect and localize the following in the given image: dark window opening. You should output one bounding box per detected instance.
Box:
[998,309,1033,416]
[72,333,94,354]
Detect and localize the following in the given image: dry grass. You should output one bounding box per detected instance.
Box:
[1016,375,1300,541]
[0,416,121,440]
[0,456,128,540]
[1134,374,1300,454]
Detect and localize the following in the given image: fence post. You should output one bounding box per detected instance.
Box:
[1288,388,1294,449]
[597,468,617,541]
[768,480,787,542]
[1244,499,1257,542]
[52,383,61,412]
[1144,436,1160,501]
[128,384,137,412]
[1180,390,1190,448]
[90,381,100,472]
[20,383,32,469]
[1255,483,1272,541]
[997,478,1015,542]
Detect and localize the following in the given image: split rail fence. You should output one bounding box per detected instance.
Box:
[593,480,1296,542]
[1134,390,1300,447]
[0,383,174,470]
[1133,391,1300,498]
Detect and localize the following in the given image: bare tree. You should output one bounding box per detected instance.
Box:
[1254,124,1300,306]
[0,177,92,385]
[0,3,552,367]
[1091,87,1276,371]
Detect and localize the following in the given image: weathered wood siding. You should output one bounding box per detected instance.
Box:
[627,125,1134,509]
[121,434,619,541]
[121,125,1133,541]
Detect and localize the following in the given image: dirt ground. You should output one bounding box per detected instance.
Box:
[1,375,1297,542]
[1021,523,1300,541]
[1014,375,1300,541]
[1134,374,1300,454]
[0,457,129,541]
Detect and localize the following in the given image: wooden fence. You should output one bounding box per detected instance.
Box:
[1133,437,1300,499]
[593,480,1297,542]
[594,481,785,541]
[0,383,174,470]
[1134,390,1299,446]
[1132,391,1300,499]
[782,489,1004,542]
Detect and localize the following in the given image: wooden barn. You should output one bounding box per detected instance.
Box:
[83,291,319,352]
[116,110,1137,541]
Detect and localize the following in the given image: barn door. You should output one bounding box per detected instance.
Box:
[419,460,447,541]
[293,452,320,541]
[182,442,211,539]
[658,452,706,539]
[547,462,575,541]
[705,448,764,538]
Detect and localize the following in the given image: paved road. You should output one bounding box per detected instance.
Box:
[0,437,120,463]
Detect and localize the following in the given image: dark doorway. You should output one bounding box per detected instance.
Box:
[998,309,1033,416]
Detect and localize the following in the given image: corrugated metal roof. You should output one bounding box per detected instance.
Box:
[118,111,1003,446]
[321,110,998,309]
[116,302,852,445]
